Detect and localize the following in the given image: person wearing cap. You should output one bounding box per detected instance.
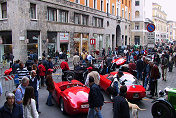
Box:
[85,67,100,86]
[0,93,23,118]
[60,59,70,81]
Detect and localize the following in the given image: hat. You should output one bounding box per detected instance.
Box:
[87,67,93,70]
[48,69,54,72]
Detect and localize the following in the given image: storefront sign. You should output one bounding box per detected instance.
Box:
[20,36,25,41]
[60,33,69,42]
[90,39,96,45]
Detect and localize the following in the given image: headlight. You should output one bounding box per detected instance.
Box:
[81,104,89,109]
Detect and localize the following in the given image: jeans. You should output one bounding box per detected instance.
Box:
[87,107,103,118]
[144,76,150,89]
[40,76,45,86]
[46,92,53,106]
[35,91,39,111]
[137,71,142,80]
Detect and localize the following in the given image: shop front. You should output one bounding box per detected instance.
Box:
[59,32,69,59]
[47,32,57,58]
[0,31,12,62]
[27,31,40,59]
[73,33,89,54]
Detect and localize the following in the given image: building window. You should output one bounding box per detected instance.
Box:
[94,0,97,9]
[58,10,68,23]
[135,11,140,18]
[98,18,103,27]
[112,5,115,15]
[85,0,89,6]
[135,23,139,30]
[135,1,139,6]
[125,0,127,6]
[107,3,109,13]
[135,36,140,45]
[129,12,130,20]
[100,0,103,11]
[74,13,81,24]
[122,9,124,18]
[82,15,89,25]
[75,0,79,3]
[117,8,119,16]
[30,3,36,19]
[92,17,97,27]
[122,0,124,4]
[1,2,7,19]
[47,7,57,21]
[92,17,103,27]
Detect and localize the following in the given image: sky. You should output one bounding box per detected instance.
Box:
[154,0,176,21]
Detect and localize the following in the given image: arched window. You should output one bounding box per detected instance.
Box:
[135,11,140,18]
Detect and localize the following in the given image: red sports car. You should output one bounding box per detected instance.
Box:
[4,68,12,75]
[52,80,90,115]
[112,57,126,66]
[99,72,146,100]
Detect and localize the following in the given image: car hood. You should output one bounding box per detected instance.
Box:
[63,87,89,107]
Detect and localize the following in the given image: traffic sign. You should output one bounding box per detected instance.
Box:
[90,39,96,45]
[147,24,155,32]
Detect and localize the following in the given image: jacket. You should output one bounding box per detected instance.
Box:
[0,102,23,118]
[46,76,55,92]
[38,64,46,76]
[60,61,70,71]
[136,59,143,72]
[23,98,39,118]
[88,83,104,108]
[150,65,159,80]
[113,96,130,118]
[73,55,80,66]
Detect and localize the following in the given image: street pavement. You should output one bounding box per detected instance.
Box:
[0,62,176,118]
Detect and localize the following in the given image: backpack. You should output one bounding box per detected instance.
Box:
[13,88,22,95]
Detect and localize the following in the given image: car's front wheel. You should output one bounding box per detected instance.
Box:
[152,102,174,118]
[59,98,66,114]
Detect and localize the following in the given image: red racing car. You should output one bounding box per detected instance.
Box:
[99,72,146,100]
[112,57,126,66]
[4,68,12,75]
[52,80,90,115]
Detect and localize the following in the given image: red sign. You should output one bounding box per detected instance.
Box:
[90,39,96,45]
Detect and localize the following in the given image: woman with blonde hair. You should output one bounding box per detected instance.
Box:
[23,86,39,118]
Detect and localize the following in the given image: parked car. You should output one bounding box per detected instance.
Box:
[99,71,146,100]
[151,87,176,118]
[52,80,90,115]
[4,68,12,75]
[112,57,126,66]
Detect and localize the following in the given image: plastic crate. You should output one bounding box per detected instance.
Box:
[168,88,176,110]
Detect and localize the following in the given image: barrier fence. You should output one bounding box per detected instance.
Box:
[0,74,16,96]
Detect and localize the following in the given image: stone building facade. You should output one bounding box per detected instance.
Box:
[0,0,131,62]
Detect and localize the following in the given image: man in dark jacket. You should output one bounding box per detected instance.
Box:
[0,93,23,118]
[88,76,104,118]
[113,86,130,118]
[136,56,143,80]
[29,70,40,113]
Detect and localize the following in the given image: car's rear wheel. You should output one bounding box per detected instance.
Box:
[152,102,174,118]
[65,72,75,81]
[59,98,66,114]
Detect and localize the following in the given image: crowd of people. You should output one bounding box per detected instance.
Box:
[0,43,176,118]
